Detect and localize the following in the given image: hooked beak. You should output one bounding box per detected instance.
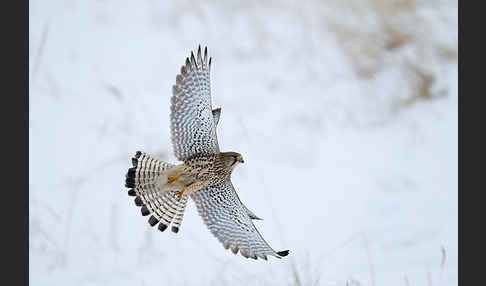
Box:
[236,156,244,163]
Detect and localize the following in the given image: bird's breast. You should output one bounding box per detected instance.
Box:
[184,163,229,184]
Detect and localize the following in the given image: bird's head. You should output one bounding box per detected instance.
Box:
[220,152,244,170]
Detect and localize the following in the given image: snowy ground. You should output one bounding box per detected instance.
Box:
[29,1,457,285]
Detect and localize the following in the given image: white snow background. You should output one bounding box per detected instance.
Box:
[29,0,458,285]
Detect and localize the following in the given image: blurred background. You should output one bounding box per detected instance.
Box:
[29,0,458,285]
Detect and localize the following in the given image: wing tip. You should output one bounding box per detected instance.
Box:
[250,215,263,220]
[191,51,197,68]
[277,250,290,257]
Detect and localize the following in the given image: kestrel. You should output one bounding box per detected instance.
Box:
[124,46,289,260]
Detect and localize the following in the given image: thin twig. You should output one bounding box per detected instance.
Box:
[438,246,446,286]
[404,275,410,286]
[290,258,302,286]
[32,22,49,82]
[361,233,376,286]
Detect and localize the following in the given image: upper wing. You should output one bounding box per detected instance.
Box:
[190,181,289,260]
[170,46,219,161]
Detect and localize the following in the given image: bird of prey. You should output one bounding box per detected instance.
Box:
[124,45,289,260]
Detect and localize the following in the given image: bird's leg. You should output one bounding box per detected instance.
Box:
[176,182,205,200]
[168,173,181,183]
[175,181,205,200]
[176,189,184,200]
[175,182,192,200]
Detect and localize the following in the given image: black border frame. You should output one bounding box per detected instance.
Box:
[2,0,28,284]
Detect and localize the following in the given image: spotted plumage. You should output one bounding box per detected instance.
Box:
[124,45,289,260]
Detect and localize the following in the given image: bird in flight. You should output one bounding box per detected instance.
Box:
[124,45,289,260]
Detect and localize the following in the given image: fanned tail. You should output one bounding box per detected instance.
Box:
[147,190,189,233]
[125,151,189,233]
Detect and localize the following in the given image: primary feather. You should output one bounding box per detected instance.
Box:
[170,46,219,161]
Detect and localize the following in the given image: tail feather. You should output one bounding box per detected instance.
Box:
[125,151,172,188]
[170,192,189,233]
[125,151,189,233]
[153,191,178,231]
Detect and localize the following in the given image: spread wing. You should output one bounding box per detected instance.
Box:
[190,181,289,260]
[170,46,219,161]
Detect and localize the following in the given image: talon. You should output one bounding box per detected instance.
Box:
[168,174,181,183]
[176,190,184,200]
